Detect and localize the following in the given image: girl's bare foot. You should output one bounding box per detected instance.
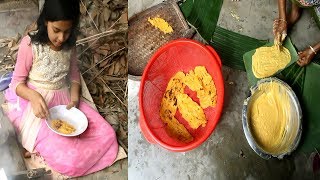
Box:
[287,3,302,28]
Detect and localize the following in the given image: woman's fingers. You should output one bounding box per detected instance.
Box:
[297,56,308,67]
[273,24,278,35]
[297,49,314,67]
[273,20,280,36]
[273,19,287,37]
[297,56,304,66]
[280,32,287,42]
[297,60,303,66]
[277,33,282,44]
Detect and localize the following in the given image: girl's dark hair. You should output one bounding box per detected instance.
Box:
[29,0,80,49]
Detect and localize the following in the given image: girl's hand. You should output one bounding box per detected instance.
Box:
[30,92,49,119]
[66,100,79,110]
[297,48,316,67]
[67,82,80,110]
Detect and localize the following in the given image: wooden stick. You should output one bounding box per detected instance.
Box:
[77,38,99,58]
[76,30,116,44]
[76,26,127,45]
[76,29,127,45]
[102,76,127,81]
[87,62,114,84]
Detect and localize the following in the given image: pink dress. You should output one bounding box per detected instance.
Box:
[4,36,118,177]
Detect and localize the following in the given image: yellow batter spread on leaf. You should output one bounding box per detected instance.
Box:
[249,81,291,153]
[148,17,173,34]
[252,45,291,78]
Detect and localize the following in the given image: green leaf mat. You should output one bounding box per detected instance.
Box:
[211,26,269,71]
[278,63,306,99]
[243,37,299,86]
[180,0,223,42]
[295,63,320,153]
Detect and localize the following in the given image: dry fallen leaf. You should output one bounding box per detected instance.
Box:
[105,114,120,131]
[93,53,100,64]
[10,44,19,51]
[90,10,99,21]
[99,10,105,31]
[7,40,13,48]
[107,63,115,75]
[80,2,87,14]
[103,7,111,23]
[78,0,128,150]
[120,55,126,67]
[96,48,109,56]
[119,11,128,24]
[114,61,121,75]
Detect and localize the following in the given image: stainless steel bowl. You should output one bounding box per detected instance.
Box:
[242,77,302,159]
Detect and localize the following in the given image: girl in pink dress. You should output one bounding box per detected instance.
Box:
[3,0,118,177]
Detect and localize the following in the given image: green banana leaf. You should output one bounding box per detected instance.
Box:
[211,26,268,71]
[243,37,299,86]
[180,0,268,70]
[295,62,320,153]
[278,63,306,98]
[179,0,223,42]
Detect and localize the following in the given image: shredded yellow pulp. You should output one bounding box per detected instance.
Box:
[159,66,217,142]
[252,45,291,78]
[249,82,291,153]
[148,17,173,34]
[51,119,76,134]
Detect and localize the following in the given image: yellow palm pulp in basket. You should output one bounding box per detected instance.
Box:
[159,66,217,142]
[148,17,173,34]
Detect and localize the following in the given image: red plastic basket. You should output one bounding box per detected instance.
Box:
[139,39,224,152]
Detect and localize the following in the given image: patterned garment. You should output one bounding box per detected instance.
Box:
[312,5,320,28]
[294,0,320,28]
[315,5,320,16]
[295,0,320,7]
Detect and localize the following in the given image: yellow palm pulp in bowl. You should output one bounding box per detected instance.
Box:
[243,78,302,159]
[51,119,76,134]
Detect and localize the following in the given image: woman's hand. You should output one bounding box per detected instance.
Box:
[29,91,49,119]
[273,18,287,44]
[297,48,316,67]
[66,100,79,110]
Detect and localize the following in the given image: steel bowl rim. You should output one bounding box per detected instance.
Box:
[242,77,303,159]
